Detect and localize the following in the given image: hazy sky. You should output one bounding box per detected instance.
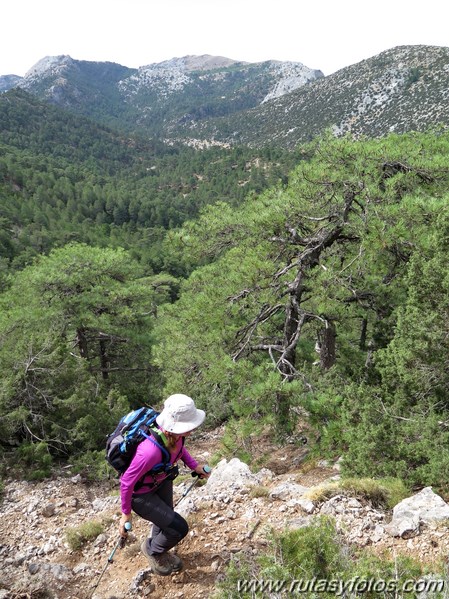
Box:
[2,0,448,77]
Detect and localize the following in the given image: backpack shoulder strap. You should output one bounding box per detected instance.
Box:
[143,427,171,466]
[146,426,186,467]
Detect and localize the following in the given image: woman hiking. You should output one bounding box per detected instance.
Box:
[119,394,210,575]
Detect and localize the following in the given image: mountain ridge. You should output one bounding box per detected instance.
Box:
[0,53,324,140]
[213,44,449,148]
[1,45,449,148]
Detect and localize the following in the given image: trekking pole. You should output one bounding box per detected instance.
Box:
[88,521,132,599]
[174,465,211,508]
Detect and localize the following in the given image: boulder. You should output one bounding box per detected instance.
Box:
[269,481,309,501]
[386,487,449,538]
[205,458,260,492]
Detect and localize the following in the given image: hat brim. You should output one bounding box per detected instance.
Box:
[156,408,206,434]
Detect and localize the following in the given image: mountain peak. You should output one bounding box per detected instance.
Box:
[25,55,74,78]
[148,54,245,72]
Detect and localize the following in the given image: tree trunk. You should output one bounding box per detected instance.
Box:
[320,321,336,370]
[275,389,293,434]
[76,328,89,359]
[99,338,109,380]
[359,317,368,351]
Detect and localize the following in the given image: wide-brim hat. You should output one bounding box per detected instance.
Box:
[156,394,205,434]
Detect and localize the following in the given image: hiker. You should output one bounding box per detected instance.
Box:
[118,393,210,575]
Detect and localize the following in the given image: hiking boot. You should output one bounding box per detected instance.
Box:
[165,552,183,572]
[140,540,180,576]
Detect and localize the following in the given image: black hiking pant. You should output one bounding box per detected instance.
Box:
[131,479,189,555]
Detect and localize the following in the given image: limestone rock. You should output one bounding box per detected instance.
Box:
[386,487,449,538]
[269,482,309,501]
[205,458,260,492]
[41,502,56,517]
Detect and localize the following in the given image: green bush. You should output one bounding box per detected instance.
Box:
[214,516,445,599]
[16,441,53,480]
[262,516,346,581]
[71,449,112,482]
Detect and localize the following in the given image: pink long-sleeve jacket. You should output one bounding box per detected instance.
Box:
[120,432,198,514]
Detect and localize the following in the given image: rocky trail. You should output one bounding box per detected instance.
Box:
[2,427,449,599]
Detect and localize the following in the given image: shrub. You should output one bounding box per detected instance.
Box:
[263,516,346,581]
[213,516,443,599]
[16,441,53,480]
[71,449,111,482]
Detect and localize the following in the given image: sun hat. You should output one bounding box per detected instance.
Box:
[156,394,205,434]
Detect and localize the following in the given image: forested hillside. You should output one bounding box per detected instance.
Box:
[0,89,299,284]
[0,88,300,474]
[1,54,323,140]
[154,132,449,488]
[5,46,449,149]
[1,115,448,492]
[1,75,449,598]
[1,45,449,599]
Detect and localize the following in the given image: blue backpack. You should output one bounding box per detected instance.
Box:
[106,407,171,476]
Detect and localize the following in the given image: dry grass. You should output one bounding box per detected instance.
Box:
[65,519,104,551]
[249,485,270,499]
[304,477,409,509]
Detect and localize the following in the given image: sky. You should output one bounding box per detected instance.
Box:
[2,0,448,78]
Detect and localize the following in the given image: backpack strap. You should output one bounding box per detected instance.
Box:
[147,425,185,466]
[134,430,185,492]
[145,428,171,467]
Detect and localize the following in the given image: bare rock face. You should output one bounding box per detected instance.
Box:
[261,61,324,103]
[385,487,449,538]
[269,481,310,500]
